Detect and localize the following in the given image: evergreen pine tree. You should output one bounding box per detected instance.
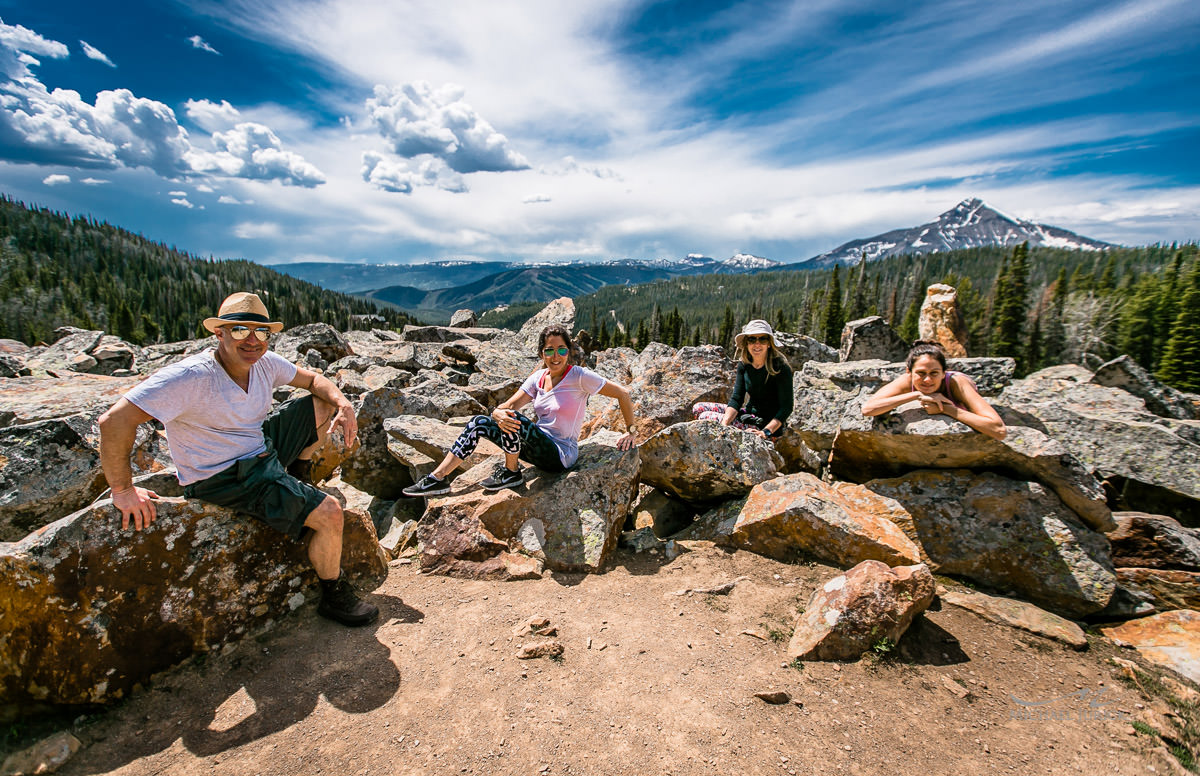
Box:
[1116,275,1160,369]
[821,264,844,346]
[991,243,1029,367]
[635,319,648,351]
[719,305,735,351]
[1157,269,1200,391]
[897,297,921,343]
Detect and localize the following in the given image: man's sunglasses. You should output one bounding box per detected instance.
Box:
[542,346,570,357]
[744,335,772,344]
[225,325,272,342]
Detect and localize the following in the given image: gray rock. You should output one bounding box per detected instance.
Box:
[25,330,103,375]
[998,377,1200,524]
[1024,364,1094,382]
[773,332,838,367]
[400,325,504,343]
[327,355,380,373]
[419,431,639,573]
[514,297,576,352]
[383,414,500,474]
[864,469,1116,618]
[449,309,478,328]
[1092,355,1199,420]
[273,323,353,365]
[838,316,909,363]
[1107,512,1200,570]
[0,417,105,541]
[464,376,523,409]
[831,409,1113,532]
[0,352,30,378]
[619,526,663,553]
[639,421,782,504]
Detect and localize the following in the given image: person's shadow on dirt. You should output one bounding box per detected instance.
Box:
[70,594,420,772]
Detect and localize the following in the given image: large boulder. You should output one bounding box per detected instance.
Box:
[1115,569,1200,612]
[998,376,1200,524]
[0,496,386,717]
[384,414,500,476]
[449,309,478,328]
[419,431,639,573]
[515,297,576,352]
[400,325,504,343]
[838,317,908,363]
[864,469,1116,618]
[1091,355,1199,420]
[581,345,734,443]
[726,473,922,568]
[939,589,1087,649]
[831,408,1113,532]
[340,379,485,498]
[1107,513,1200,570]
[786,561,935,661]
[273,323,353,368]
[638,421,782,503]
[0,374,143,426]
[1100,611,1200,684]
[773,332,838,367]
[136,338,216,373]
[24,329,103,375]
[463,376,524,409]
[340,329,409,360]
[0,416,170,541]
[918,284,968,357]
[416,509,545,581]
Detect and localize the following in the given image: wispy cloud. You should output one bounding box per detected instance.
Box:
[171,196,194,208]
[42,173,69,185]
[188,35,220,55]
[79,40,115,67]
[234,221,282,239]
[80,177,109,185]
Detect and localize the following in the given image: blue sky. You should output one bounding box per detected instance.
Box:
[1,0,1198,266]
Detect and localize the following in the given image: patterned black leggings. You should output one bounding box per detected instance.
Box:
[449,414,567,472]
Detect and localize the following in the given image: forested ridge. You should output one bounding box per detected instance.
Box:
[0,196,418,345]
[573,242,1200,391]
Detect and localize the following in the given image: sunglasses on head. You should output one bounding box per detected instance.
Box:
[225,325,272,342]
[542,346,570,357]
[744,335,771,344]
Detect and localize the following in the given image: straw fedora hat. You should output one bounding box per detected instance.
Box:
[733,319,779,348]
[202,292,284,334]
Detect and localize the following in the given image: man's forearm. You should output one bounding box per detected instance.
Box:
[98,420,138,492]
[308,374,353,410]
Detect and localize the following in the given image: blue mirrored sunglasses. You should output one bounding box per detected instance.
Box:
[542,346,570,357]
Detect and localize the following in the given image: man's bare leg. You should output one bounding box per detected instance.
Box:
[303,495,343,579]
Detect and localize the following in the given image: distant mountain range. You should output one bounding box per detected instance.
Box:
[269,199,1112,320]
[799,198,1115,267]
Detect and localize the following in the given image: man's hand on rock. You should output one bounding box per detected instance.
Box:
[616,432,636,451]
[113,486,160,531]
[328,402,358,449]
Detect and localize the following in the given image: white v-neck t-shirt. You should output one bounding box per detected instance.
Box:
[124,349,297,484]
[520,365,607,467]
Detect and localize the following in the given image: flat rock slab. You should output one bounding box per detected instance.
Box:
[787,560,935,661]
[864,469,1115,619]
[384,414,500,474]
[639,421,783,503]
[0,374,143,426]
[832,416,1113,532]
[1115,569,1200,612]
[1101,610,1200,684]
[940,589,1087,649]
[420,431,639,573]
[0,496,385,716]
[727,473,921,568]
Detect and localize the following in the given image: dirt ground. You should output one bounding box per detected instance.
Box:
[14,543,1197,776]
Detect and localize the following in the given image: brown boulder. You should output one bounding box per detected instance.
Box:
[787,561,935,661]
[864,469,1115,618]
[727,473,921,568]
[417,506,543,581]
[1100,610,1200,683]
[1107,512,1200,570]
[0,496,386,717]
[1115,569,1200,612]
[940,588,1087,649]
[639,421,783,503]
[918,284,968,357]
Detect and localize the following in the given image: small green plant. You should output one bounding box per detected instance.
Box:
[788,658,804,672]
[1170,744,1195,771]
[549,651,565,664]
[871,637,895,656]
[764,625,790,644]
[1132,720,1157,737]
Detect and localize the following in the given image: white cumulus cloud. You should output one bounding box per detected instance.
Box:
[79,40,115,67]
[42,173,69,185]
[189,123,326,187]
[218,194,242,204]
[184,98,240,131]
[171,197,194,208]
[523,194,552,204]
[361,151,466,194]
[234,221,282,239]
[195,183,214,192]
[80,177,108,184]
[0,19,68,80]
[168,190,188,196]
[365,81,530,174]
[188,35,220,55]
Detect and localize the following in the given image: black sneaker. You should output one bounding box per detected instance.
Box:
[481,465,523,491]
[317,573,379,627]
[402,473,450,497]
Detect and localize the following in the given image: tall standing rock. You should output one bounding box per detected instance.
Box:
[918,284,968,357]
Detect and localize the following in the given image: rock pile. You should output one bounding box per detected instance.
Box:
[4,288,1199,716]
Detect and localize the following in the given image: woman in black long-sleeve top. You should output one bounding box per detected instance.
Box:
[693,319,794,439]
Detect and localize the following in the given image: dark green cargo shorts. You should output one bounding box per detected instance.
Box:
[184,395,326,540]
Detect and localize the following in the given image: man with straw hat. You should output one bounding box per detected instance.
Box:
[99,292,378,626]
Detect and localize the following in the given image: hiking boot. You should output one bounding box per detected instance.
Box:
[402,473,450,497]
[287,458,314,484]
[317,573,379,626]
[481,465,523,492]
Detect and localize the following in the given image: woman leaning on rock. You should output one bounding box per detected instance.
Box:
[692,319,794,440]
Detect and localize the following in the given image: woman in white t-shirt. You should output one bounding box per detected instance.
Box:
[402,325,638,496]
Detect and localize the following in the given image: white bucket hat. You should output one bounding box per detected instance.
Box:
[733,319,779,348]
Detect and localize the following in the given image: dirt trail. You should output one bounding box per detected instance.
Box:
[32,545,1190,775]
